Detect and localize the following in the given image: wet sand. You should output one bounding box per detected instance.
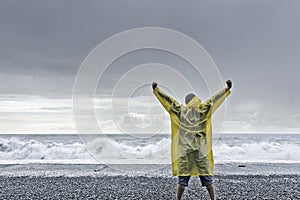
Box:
[0,174,299,199]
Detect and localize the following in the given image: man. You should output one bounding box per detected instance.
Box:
[152,80,232,200]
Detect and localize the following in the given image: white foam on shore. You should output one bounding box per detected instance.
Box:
[1,135,300,164]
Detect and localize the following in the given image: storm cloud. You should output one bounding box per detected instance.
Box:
[1,0,300,133]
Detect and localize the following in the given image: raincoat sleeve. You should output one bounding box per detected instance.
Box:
[153,87,181,114]
[206,87,231,113]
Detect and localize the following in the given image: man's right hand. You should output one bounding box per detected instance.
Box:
[152,82,158,90]
[226,80,232,89]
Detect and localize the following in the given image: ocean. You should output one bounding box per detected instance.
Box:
[1,134,300,177]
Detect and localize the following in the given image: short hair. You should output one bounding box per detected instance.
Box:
[185,93,196,104]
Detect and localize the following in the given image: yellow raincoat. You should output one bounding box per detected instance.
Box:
[153,87,231,176]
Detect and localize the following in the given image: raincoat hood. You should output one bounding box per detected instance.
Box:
[186,96,202,107]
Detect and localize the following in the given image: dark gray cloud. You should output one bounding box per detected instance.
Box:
[1,0,300,109]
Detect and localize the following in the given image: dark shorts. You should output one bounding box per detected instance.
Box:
[178,176,213,187]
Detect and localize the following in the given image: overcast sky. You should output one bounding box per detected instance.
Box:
[1,0,300,134]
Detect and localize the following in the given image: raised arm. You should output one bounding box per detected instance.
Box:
[152,82,181,114]
[206,80,232,113]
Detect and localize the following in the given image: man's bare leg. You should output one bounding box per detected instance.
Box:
[206,184,215,200]
[176,184,185,200]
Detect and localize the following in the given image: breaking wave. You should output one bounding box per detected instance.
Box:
[0,137,92,164]
[0,135,300,164]
[86,137,171,160]
[214,141,300,163]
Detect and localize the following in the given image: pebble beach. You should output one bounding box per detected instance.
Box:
[1,174,299,199]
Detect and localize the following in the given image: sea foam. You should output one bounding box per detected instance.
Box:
[1,135,300,164]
